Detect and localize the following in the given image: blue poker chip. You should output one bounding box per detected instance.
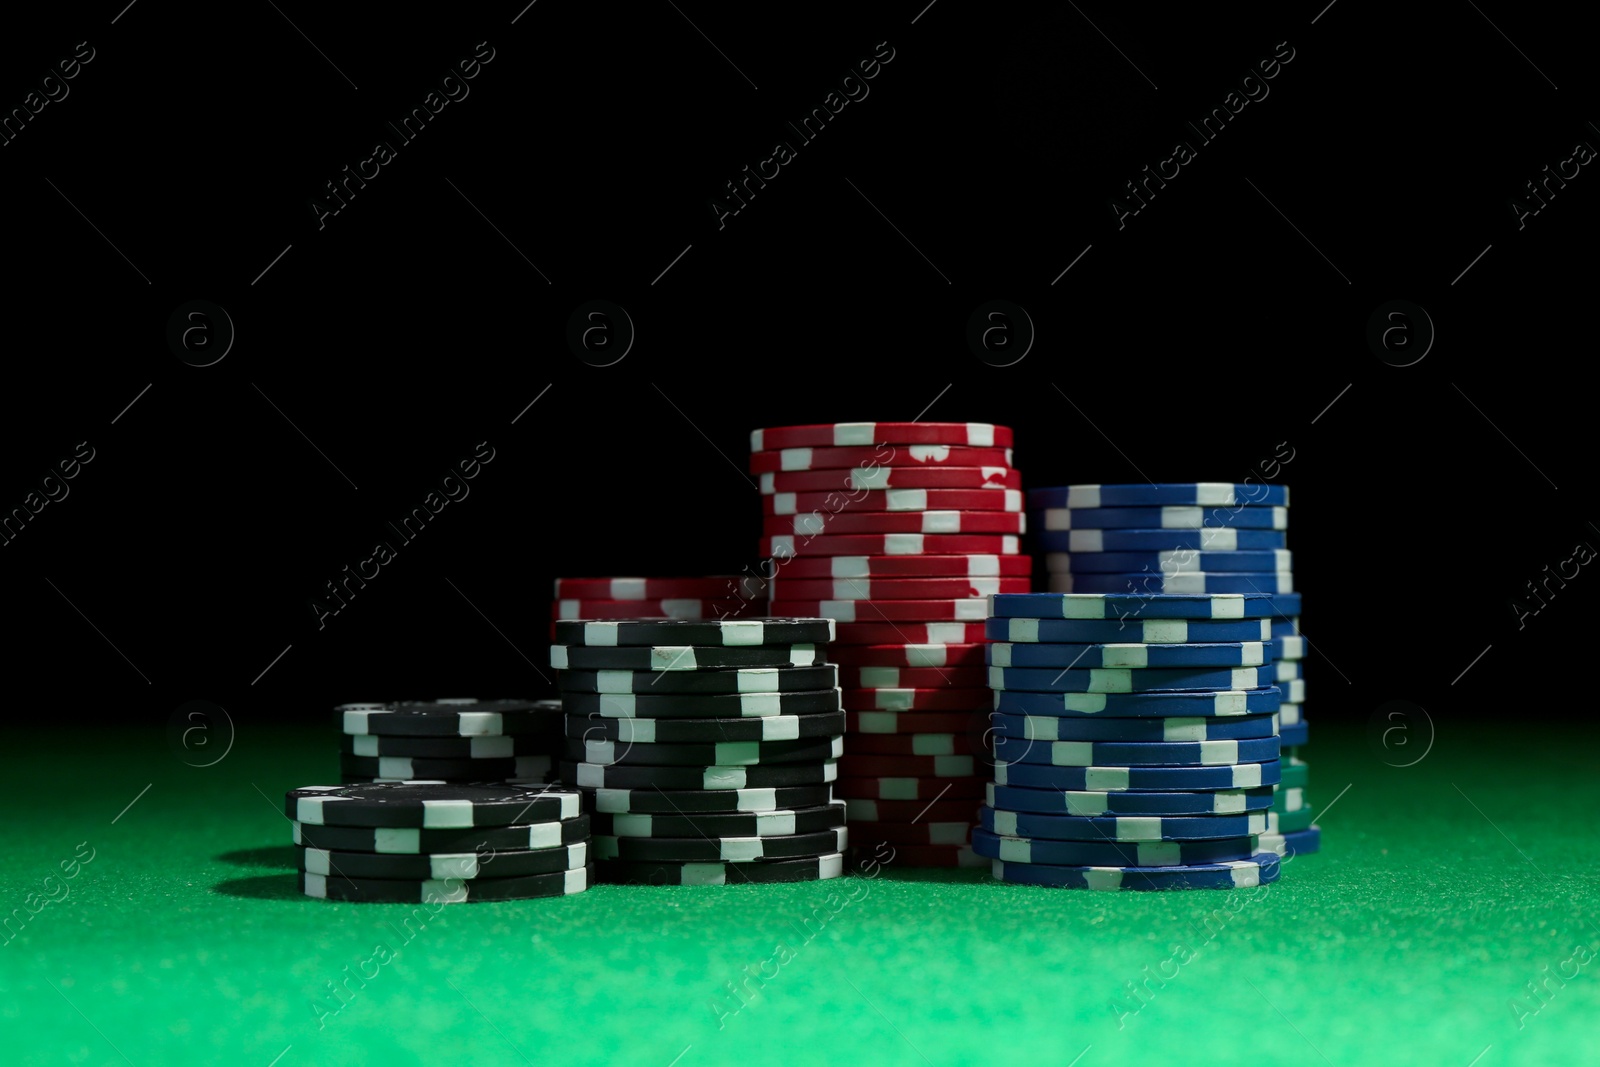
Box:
[981,805,1270,841]
[993,759,1281,791]
[1268,593,1302,616]
[1272,634,1305,660]
[990,593,1278,620]
[1028,484,1289,509]
[1258,825,1320,857]
[991,852,1282,889]
[990,736,1281,767]
[1048,573,1294,595]
[1283,678,1305,703]
[989,664,1276,694]
[971,827,1262,867]
[1270,617,1300,638]
[988,641,1268,669]
[989,711,1279,743]
[1035,505,1288,531]
[1275,660,1303,682]
[1042,528,1288,552]
[1278,721,1309,747]
[993,687,1282,718]
[986,617,1272,644]
[1041,548,1293,574]
[987,781,1275,816]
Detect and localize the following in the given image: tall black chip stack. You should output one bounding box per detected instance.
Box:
[336,699,563,785]
[549,617,849,885]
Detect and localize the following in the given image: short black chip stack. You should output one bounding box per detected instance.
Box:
[549,617,849,885]
[336,699,563,784]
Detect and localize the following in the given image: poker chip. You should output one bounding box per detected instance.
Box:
[989,736,1281,767]
[840,665,989,687]
[594,827,849,862]
[590,784,835,814]
[286,783,582,828]
[763,510,1026,536]
[1044,548,1293,574]
[552,617,833,647]
[559,760,838,791]
[1258,825,1321,857]
[592,801,847,839]
[561,735,843,767]
[300,866,592,902]
[971,828,1264,867]
[552,598,759,621]
[1048,528,1287,551]
[992,687,1282,718]
[749,445,1014,473]
[1275,660,1304,682]
[981,805,1270,841]
[550,643,826,671]
[988,664,1278,693]
[596,853,845,885]
[836,754,976,778]
[781,555,1031,580]
[1039,505,1288,530]
[849,733,973,757]
[750,422,1013,450]
[1274,786,1308,814]
[845,820,973,846]
[566,711,846,744]
[761,467,1022,494]
[992,759,1280,791]
[987,641,1268,669]
[841,686,992,711]
[989,592,1279,620]
[339,699,562,738]
[989,711,1279,742]
[293,815,591,854]
[1275,634,1305,660]
[761,533,1021,557]
[339,734,546,759]
[1271,616,1301,637]
[765,488,1023,514]
[848,711,986,735]
[561,688,842,719]
[986,617,1272,644]
[831,643,988,668]
[834,776,988,801]
[1278,703,1303,726]
[296,842,588,880]
[1047,572,1295,595]
[1278,721,1310,748]
[1281,757,1308,789]
[871,844,985,868]
[556,665,838,694]
[338,754,553,782]
[986,782,1274,816]
[1030,484,1289,508]
[836,621,990,644]
[1283,678,1305,702]
[552,576,767,600]
[1268,807,1315,833]
[771,599,991,623]
[771,576,1029,600]
[991,853,1281,890]
[842,798,980,822]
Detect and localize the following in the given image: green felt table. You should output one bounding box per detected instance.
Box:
[3,722,1596,1067]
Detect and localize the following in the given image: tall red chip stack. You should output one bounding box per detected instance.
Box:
[750,422,1029,868]
[549,575,768,641]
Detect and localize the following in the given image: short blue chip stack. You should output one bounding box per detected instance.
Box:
[1025,483,1318,857]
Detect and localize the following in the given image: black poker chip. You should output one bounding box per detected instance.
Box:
[553,617,835,647]
[589,784,835,814]
[292,814,591,854]
[296,841,588,880]
[561,735,842,767]
[559,759,837,791]
[299,865,593,902]
[593,827,848,863]
[594,854,844,886]
[551,643,827,671]
[591,801,846,839]
[338,699,562,737]
[556,665,838,695]
[338,753,553,781]
[285,782,583,828]
[340,734,550,759]
[559,688,842,719]
[565,711,846,744]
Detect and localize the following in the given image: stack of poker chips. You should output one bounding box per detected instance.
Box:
[286,782,591,902]
[979,592,1285,890]
[1027,483,1316,854]
[550,617,848,885]
[753,421,1029,868]
[336,699,562,784]
[551,575,767,639]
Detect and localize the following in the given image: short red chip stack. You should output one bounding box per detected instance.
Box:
[550,575,767,640]
[751,422,1029,867]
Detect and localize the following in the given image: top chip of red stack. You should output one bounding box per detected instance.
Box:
[750,422,1013,451]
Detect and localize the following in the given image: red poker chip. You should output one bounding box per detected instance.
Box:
[749,445,1014,474]
[762,510,1026,537]
[837,665,989,688]
[776,555,1031,580]
[772,577,1029,601]
[552,575,766,600]
[828,643,988,669]
[840,688,992,711]
[834,776,987,801]
[763,488,1023,515]
[844,819,974,846]
[848,733,975,757]
[838,754,979,778]
[846,711,987,734]
[750,422,1013,451]
[769,599,990,623]
[550,598,763,620]
[844,797,980,822]
[761,533,1020,558]
[865,843,985,868]
[834,621,990,644]
[761,467,1022,494]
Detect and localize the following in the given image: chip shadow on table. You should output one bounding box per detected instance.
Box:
[216,845,298,869]
[213,873,304,901]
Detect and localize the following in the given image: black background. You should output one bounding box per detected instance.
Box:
[2,2,1590,730]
